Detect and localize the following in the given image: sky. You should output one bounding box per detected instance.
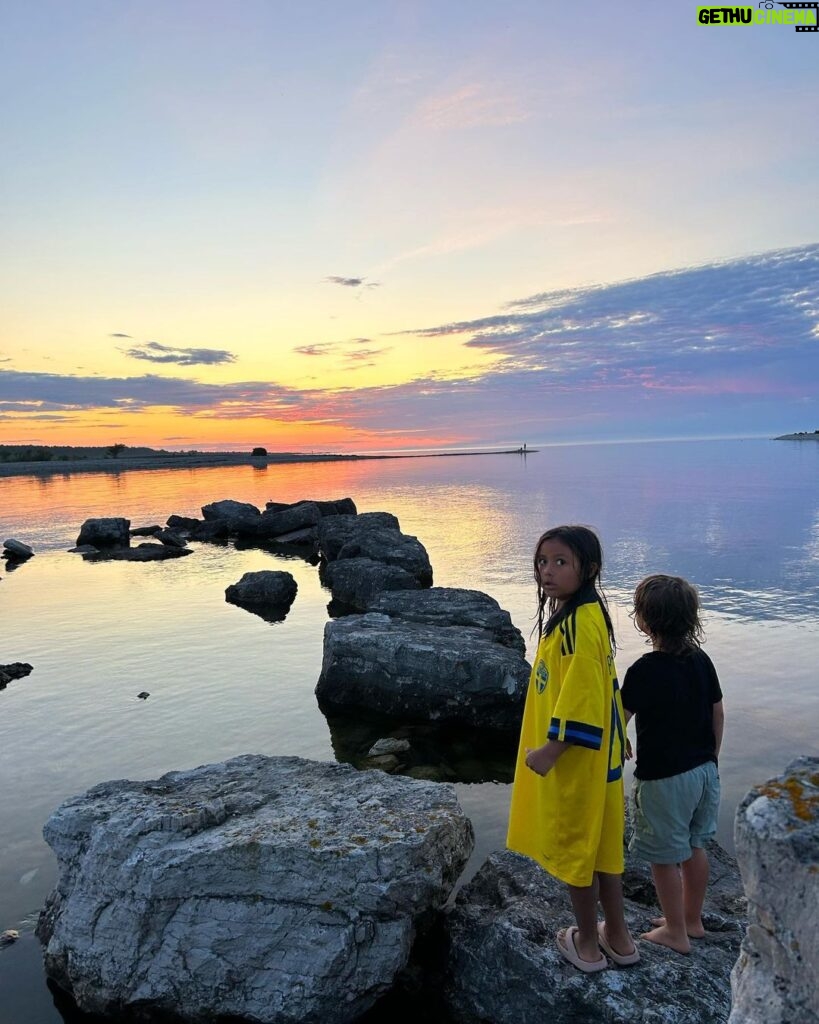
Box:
[1,1,818,452]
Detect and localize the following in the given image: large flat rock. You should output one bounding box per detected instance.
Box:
[368,587,526,654]
[316,613,529,730]
[445,847,744,1024]
[38,754,474,1024]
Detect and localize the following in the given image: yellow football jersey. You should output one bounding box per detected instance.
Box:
[507,598,626,886]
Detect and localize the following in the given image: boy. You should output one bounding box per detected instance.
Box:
[621,574,725,954]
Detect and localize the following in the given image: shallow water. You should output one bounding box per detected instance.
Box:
[1,438,817,1022]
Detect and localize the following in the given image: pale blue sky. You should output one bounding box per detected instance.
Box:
[1,1,817,449]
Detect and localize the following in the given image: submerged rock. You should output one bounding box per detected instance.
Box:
[729,757,819,1024]
[38,754,474,1024]
[316,613,529,730]
[81,544,192,562]
[445,846,744,1024]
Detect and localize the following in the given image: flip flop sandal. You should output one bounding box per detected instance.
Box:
[556,926,608,973]
[597,921,641,965]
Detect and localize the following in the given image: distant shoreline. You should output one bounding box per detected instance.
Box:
[0,447,535,479]
[773,431,819,441]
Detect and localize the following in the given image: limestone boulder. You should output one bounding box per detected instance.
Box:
[225,570,297,616]
[369,588,525,654]
[267,497,356,517]
[129,525,162,537]
[251,501,322,538]
[729,756,819,1024]
[445,847,744,1024]
[3,538,35,561]
[323,558,421,610]
[155,528,188,549]
[75,517,130,548]
[317,513,401,562]
[201,500,261,533]
[336,528,432,586]
[316,613,529,730]
[37,754,474,1024]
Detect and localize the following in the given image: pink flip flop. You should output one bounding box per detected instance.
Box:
[556,926,609,973]
[597,921,641,966]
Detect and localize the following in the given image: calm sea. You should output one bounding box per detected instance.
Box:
[1,437,817,1022]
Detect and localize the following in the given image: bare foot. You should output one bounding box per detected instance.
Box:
[641,924,691,954]
[650,916,705,939]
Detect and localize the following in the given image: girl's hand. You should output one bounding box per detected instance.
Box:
[525,745,553,777]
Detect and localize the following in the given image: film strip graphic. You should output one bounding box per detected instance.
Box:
[775,2,819,30]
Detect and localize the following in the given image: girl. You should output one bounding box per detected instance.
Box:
[507,525,638,972]
[621,575,724,955]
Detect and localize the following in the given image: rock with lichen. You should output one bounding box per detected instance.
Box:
[37,754,474,1024]
[728,756,819,1024]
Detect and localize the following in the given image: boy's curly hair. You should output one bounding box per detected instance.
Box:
[633,574,704,655]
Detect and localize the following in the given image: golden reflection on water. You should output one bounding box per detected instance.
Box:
[1,441,818,1023]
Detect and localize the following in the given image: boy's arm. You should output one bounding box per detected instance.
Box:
[623,708,634,760]
[712,700,725,759]
[525,739,569,777]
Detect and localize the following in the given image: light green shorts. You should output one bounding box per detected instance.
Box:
[629,761,720,865]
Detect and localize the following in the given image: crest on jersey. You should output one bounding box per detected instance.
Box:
[535,661,549,694]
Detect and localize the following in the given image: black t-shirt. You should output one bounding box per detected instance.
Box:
[620,648,723,781]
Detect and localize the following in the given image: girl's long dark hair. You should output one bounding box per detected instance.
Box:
[534,525,615,650]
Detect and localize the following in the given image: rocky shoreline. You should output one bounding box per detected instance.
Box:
[0,450,363,478]
[0,446,534,479]
[5,490,817,1023]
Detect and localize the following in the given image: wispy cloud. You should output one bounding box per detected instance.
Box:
[413,82,532,131]
[294,343,336,357]
[345,347,391,362]
[109,333,132,339]
[123,341,238,366]
[3,245,817,443]
[325,276,381,289]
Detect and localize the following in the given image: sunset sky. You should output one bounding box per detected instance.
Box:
[1,1,817,452]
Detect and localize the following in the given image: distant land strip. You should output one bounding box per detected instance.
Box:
[0,445,536,478]
[774,430,819,441]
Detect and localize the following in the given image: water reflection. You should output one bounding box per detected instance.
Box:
[1,439,819,1024]
[322,710,517,785]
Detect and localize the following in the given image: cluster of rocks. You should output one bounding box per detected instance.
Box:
[71,517,192,562]
[39,752,818,1024]
[63,498,529,736]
